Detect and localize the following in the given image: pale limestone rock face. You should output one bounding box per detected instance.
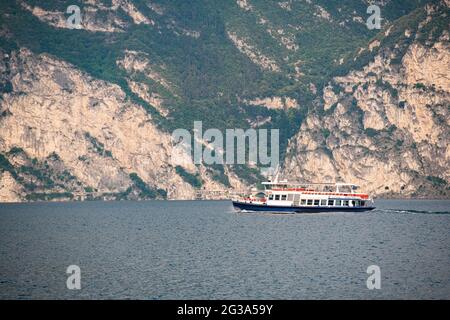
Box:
[369,40,381,52]
[181,29,201,39]
[236,0,253,12]
[352,16,364,24]
[127,80,168,117]
[112,0,154,26]
[314,5,332,21]
[285,97,299,109]
[353,85,389,130]
[21,4,67,29]
[246,97,299,110]
[227,31,280,72]
[384,91,442,145]
[0,48,248,202]
[278,2,292,11]
[247,116,272,128]
[21,2,124,32]
[117,50,173,92]
[283,33,450,198]
[0,171,23,202]
[266,27,299,52]
[402,42,450,92]
[323,86,339,111]
[0,49,191,200]
[405,29,412,38]
[294,60,304,79]
[116,50,151,73]
[21,0,154,32]
[384,25,393,36]
[169,143,197,173]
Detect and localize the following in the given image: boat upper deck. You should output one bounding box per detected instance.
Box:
[262,181,369,199]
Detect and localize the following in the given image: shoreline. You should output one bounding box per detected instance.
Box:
[1,198,450,205]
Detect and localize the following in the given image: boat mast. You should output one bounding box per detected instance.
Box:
[273,165,280,183]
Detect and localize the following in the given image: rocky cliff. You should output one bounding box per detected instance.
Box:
[283,2,450,198]
[0,48,246,201]
[0,0,448,201]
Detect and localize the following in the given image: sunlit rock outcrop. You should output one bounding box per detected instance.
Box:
[283,3,450,198]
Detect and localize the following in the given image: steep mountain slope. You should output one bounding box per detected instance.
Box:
[0,47,249,201]
[283,1,450,198]
[0,0,448,201]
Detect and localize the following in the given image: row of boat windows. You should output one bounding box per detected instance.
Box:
[268,194,365,207]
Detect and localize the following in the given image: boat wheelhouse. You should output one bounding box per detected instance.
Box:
[232,181,375,213]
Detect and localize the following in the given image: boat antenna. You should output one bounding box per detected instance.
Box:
[273,165,280,183]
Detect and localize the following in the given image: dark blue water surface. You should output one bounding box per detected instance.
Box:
[0,199,449,299]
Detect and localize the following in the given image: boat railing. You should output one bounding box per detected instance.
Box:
[263,181,363,194]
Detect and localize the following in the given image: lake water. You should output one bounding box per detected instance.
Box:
[0,199,449,299]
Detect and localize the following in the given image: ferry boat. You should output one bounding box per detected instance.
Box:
[232,180,375,214]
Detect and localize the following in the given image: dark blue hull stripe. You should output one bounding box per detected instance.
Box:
[232,201,375,213]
